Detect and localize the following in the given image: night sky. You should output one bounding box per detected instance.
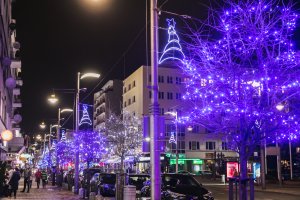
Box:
[12,0,300,136]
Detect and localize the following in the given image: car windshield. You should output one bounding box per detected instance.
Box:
[164,175,198,187]
[100,174,116,184]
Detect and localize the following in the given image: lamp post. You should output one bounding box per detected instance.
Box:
[165,111,178,173]
[149,0,161,199]
[276,102,293,180]
[74,72,100,194]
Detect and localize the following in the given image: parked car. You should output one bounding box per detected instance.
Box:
[129,173,214,200]
[98,173,116,197]
[178,170,196,176]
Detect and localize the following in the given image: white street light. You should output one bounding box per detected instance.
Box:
[61,108,73,113]
[36,134,42,141]
[145,137,151,142]
[48,94,58,104]
[39,122,46,129]
[80,72,100,80]
[276,103,284,111]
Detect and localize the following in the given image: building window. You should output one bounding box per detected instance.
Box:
[222,142,228,150]
[178,141,185,153]
[149,91,152,99]
[167,76,173,84]
[167,92,173,100]
[165,124,175,137]
[189,141,200,150]
[159,92,164,99]
[178,124,185,136]
[128,99,131,105]
[193,125,200,133]
[206,141,216,150]
[176,93,182,100]
[133,81,136,87]
[176,77,182,84]
[159,107,165,116]
[128,84,131,90]
[124,101,127,107]
[124,87,127,94]
[133,96,136,103]
[158,75,164,83]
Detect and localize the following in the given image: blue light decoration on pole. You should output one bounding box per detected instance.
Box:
[169,132,176,144]
[159,18,186,65]
[79,104,93,128]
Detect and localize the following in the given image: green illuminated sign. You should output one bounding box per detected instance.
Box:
[170,158,203,165]
[193,160,203,165]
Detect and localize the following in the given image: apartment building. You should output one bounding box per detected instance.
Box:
[0,0,24,163]
[93,80,122,131]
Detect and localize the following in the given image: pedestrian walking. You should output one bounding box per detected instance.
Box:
[8,167,21,199]
[35,169,42,189]
[41,170,48,189]
[21,167,32,193]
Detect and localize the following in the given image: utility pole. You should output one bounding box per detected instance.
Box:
[74,72,80,194]
[289,140,293,180]
[150,0,161,199]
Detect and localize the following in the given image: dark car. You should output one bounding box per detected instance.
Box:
[98,173,116,197]
[129,173,213,200]
[162,174,213,200]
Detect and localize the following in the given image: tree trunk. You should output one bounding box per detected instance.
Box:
[116,156,125,200]
[239,145,248,200]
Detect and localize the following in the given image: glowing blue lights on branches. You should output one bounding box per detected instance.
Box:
[79,104,92,127]
[159,18,186,64]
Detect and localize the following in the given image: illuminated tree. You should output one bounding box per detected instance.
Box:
[73,130,106,168]
[56,140,74,167]
[105,112,143,171]
[179,0,300,196]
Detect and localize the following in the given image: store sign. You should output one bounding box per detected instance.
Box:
[193,160,203,165]
[227,162,239,179]
[252,163,261,179]
[139,156,165,162]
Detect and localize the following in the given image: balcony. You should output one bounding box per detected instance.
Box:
[13,87,20,95]
[11,59,21,69]
[16,78,23,86]
[12,123,21,131]
[13,98,22,108]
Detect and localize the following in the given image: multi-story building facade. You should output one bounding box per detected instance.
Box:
[93,80,122,131]
[0,0,24,163]
[123,64,238,173]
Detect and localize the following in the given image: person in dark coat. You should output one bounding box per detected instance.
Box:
[9,167,21,199]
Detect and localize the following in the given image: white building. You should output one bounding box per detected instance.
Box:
[93,80,123,131]
[0,0,24,164]
[123,64,238,173]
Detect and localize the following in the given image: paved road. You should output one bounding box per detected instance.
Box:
[204,184,300,200]
[1,183,78,200]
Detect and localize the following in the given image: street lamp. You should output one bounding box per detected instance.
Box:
[165,111,179,173]
[40,122,46,129]
[48,94,58,104]
[74,72,100,194]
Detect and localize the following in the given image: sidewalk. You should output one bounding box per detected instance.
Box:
[254,184,300,196]
[2,179,79,200]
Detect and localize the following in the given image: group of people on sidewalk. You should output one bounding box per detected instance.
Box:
[4,167,48,199]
